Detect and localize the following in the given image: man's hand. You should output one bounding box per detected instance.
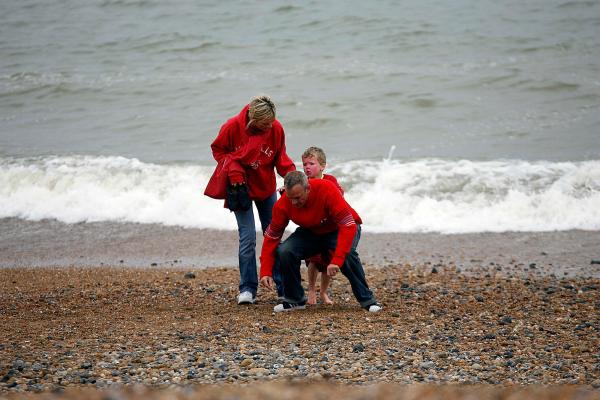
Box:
[326,264,340,277]
[260,276,274,290]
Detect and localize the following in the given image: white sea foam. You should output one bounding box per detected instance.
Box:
[0,156,236,230]
[1,156,599,233]
[335,158,600,233]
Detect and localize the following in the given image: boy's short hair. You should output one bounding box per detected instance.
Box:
[302,146,327,166]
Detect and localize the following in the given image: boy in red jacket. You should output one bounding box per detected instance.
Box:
[301,146,343,306]
[259,171,381,313]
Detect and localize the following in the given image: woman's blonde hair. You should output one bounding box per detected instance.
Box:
[247,95,276,128]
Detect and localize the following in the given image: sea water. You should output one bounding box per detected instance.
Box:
[1,0,599,233]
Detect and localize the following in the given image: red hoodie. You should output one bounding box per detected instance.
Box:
[209,104,296,201]
[259,179,362,278]
[322,173,343,195]
[305,173,343,266]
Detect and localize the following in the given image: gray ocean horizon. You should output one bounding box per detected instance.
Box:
[1,0,599,165]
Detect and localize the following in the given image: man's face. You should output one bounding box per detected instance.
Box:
[286,183,309,208]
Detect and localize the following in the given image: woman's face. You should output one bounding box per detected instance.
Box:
[251,117,274,132]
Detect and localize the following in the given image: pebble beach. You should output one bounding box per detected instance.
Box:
[3,0,600,397]
[1,227,599,399]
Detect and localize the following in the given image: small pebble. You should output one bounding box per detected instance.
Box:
[352,343,365,353]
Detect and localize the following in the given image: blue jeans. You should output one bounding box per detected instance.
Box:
[275,225,377,308]
[234,192,283,297]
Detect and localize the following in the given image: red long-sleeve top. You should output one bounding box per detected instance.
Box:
[210,104,296,201]
[305,173,343,266]
[322,173,344,195]
[259,179,362,278]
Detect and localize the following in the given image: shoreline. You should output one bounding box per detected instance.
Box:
[1,218,599,278]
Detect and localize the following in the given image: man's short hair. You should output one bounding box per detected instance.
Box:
[284,171,308,191]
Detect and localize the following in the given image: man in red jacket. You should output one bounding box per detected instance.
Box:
[259,171,382,313]
[209,95,296,305]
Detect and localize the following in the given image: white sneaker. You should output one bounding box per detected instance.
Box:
[367,304,382,313]
[273,301,306,312]
[237,291,256,305]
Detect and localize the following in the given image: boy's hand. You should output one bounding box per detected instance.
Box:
[326,264,340,277]
[260,276,274,290]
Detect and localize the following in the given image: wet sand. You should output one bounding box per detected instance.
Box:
[1,218,599,278]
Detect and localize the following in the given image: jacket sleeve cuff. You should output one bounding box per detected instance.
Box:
[259,260,273,278]
[228,170,245,184]
[330,255,346,267]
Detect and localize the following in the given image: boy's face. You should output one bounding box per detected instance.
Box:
[302,156,325,179]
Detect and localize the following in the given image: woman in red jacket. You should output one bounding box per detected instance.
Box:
[209,95,296,305]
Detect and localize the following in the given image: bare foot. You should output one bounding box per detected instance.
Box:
[307,290,317,305]
[320,292,334,305]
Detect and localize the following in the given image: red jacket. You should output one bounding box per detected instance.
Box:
[305,173,343,266]
[322,174,343,195]
[260,179,362,278]
[209,104,296,201]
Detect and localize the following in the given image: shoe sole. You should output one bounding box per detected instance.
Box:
[238,300,256,305]
[274,305,306,313]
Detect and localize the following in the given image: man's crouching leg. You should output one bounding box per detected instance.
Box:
[341,250,382,313]
[273,239,307,312]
